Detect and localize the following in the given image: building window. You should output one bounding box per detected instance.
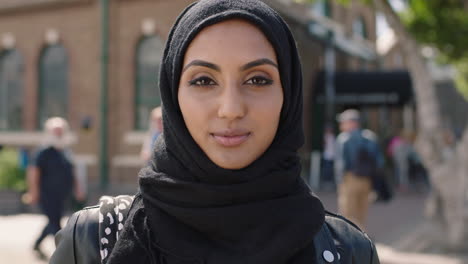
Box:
[135,35,164,130]
[0,49,24,131]
[311,0,332,18]
[38,44,69,128]
[353,16,368,39]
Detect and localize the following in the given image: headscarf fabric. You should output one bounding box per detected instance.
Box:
[108,1,325,263]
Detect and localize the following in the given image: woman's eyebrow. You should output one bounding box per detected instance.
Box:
[182,60,220,72]
[241,58,278,71]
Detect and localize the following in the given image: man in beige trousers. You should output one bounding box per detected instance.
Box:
[334,109,384,230]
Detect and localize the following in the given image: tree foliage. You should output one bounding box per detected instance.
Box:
[0,148,26,192]
[455,61,468,99]
[402,0,468,62]
[400,0,468,99]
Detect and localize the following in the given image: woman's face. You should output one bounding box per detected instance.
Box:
[178,19,283,170]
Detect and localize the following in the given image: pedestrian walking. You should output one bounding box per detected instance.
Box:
[335,109,384,229]
[51,1,379,263]
[25,117,84,259]
[140,106,163,162]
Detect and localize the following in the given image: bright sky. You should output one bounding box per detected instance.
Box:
[376,0,408,54]
[376,0,407,38]
[389,0,407,12]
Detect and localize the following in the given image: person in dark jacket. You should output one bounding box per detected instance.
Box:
[50,1,379,263]
[26,117,84,259]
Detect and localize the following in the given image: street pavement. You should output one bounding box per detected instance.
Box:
[1,190,467,263]
[318,190,468,264]
[0,213,60,264]
[317,190,427,246]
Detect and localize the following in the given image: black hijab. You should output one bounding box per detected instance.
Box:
[108,0,325,263]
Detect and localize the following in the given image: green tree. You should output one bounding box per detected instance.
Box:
[402,0,468,98]
[0,148,26,192]
[403,0,468,61]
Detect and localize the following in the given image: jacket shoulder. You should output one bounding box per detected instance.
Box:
[324,211,380,264]
[336,132,350,143]
[50,195,135,264]
[50,206,101,264]
[362,129,378,141]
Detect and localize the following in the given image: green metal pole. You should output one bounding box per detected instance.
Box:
[99,0,109,190]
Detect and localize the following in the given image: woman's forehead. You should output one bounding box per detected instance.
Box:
[183,19,277,64]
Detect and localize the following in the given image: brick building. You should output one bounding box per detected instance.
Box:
[0,0,405,192]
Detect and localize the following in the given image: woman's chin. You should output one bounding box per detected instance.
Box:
[210,154,255,170]
[215,161,251,170]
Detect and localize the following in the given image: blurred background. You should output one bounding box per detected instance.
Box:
[0,0,467,263]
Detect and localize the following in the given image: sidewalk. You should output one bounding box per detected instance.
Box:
[0,214,58,263]
[376,218,468,264]
[376,243,466,264]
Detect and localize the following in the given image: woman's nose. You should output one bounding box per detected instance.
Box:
[217,82,246,120]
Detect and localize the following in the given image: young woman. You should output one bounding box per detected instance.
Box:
[51,0,379,263]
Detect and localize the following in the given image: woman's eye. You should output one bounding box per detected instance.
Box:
[245,76,273,86]
[189,76,216,86]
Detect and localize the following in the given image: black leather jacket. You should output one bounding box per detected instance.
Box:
[50,206,379,264]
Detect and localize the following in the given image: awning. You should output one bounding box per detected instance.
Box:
[314,70,413,106]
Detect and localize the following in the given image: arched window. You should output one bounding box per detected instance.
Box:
[353,16,368,39]
[135,35,164,130]
[311,0,332,18]
[0,49,24,131]
[38,44,69,127]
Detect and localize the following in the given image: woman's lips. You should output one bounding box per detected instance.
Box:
[211,131,251,147]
